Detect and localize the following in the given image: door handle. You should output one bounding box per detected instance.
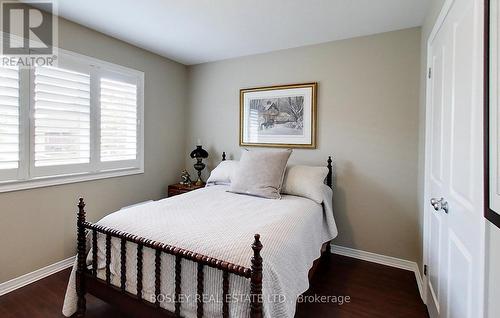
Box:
[430,197,449,214]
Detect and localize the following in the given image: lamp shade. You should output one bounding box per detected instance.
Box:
[190,145,209,159]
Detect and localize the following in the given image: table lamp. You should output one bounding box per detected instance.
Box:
[190,144,209,186]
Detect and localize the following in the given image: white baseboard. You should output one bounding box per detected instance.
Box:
[0,256,75,296]
[331,244,425,301]
[0,246,426,301]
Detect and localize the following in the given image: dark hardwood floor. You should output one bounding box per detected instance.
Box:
[295,254,428,318]
[0,254,428,318]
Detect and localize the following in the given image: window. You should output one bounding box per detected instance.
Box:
[34,66,91,169]
[100,78,137,163]
[0,66,19,180]
[0,49,144,192]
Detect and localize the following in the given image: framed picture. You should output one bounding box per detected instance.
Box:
[485,0,500,228]
[239,83,317,148]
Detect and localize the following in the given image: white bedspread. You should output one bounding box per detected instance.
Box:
[62,185,337,318]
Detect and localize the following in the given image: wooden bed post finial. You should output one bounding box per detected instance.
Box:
[78,198,86,223]
[222,152,226,161]
[250,234,263,318]
[76,197,87,317]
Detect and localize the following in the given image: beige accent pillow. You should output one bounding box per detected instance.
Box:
[281,165,329,204]
[229,149,292,199]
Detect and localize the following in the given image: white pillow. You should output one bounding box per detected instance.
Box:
[281,165,329,204]
[206,160,238,185]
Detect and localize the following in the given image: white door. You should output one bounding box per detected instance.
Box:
[424,0,485,317]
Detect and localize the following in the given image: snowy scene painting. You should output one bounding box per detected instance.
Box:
[250,96,304,135]
[240,83,317,148]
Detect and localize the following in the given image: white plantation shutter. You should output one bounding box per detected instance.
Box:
[0,48,143,191]
[33,66,91,168]
[100,78,138,162]
[0,66,20,174]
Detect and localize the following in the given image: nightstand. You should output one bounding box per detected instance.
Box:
[167,183,204,197]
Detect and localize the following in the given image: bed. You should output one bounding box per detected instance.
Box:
[62,155,337,318]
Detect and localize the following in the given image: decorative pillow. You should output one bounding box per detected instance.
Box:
[281,165,329,204]
[206,160,238,186]
[229,149,292,199]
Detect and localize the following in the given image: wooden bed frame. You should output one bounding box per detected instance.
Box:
[75,154,333,318]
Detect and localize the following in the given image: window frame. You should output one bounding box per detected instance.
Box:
[0,47,145,193]
[30,52,93,178]
[97,66,143,171]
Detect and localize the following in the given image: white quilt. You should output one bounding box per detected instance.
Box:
[62,185,337,318]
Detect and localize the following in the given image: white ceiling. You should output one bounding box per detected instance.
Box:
[53,0,430,65]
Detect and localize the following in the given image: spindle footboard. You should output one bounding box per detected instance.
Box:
[75,199,263,318]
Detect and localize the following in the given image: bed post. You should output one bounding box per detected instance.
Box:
[222,151,226,161]
[326,157,333,254]
[250,234,263,318]
[76,198,87,317]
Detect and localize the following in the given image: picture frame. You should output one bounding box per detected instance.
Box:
[485,0,500,228]
[239,82,317,148]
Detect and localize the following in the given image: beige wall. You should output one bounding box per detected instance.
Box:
[0,18,188,283]
[185,28,422,262]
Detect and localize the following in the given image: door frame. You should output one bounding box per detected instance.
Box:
[422,0,487,315]
[484,0,500,228]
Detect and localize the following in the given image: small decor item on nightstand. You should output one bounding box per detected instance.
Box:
[179,169,192,185]
[190,144,209,186]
